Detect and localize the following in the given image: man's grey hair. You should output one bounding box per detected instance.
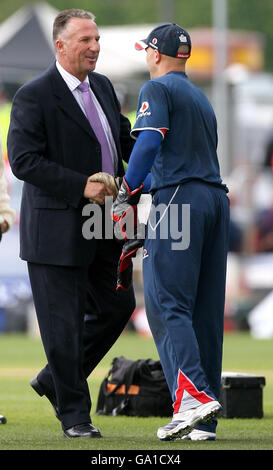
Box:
[53,9,96,43]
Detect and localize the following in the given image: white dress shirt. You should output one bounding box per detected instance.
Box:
[56,61,118,174]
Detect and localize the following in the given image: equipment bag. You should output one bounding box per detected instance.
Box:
[96,356,173,417]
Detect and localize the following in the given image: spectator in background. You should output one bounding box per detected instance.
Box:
[0,128,16,241]
[0,126,16,425]
[228,218,243,253]
[264,135,273,170]
[252,134,273,253]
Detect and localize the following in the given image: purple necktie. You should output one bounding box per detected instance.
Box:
[78,81,114,175]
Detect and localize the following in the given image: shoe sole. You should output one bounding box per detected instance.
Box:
[181,432,216,441]
[190,435,216,441]
[63,431,102,439]
[157,401,221,441]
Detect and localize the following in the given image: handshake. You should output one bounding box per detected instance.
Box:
[87,172,145,292]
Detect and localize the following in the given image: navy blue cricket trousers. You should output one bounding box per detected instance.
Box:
[143,180,230,431]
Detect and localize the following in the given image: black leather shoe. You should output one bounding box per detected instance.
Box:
[30,376,60,421]
[63,423,102,438]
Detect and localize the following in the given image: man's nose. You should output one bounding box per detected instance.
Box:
[89,40,100,52]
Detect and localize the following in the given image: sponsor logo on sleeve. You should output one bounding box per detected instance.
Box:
[136,101,151,119]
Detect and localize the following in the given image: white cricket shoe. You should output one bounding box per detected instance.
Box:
[157,400,221,441]
[181,429,216,440]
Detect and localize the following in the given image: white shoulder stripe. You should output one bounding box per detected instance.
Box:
[130,127,169,140]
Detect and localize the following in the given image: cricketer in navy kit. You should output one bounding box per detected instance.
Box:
[112,23,230,441]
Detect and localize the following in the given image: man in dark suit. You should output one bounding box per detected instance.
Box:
[7,9,135,438]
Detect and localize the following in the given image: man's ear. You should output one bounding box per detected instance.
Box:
[155,49,161,64]
[55,39,65,55]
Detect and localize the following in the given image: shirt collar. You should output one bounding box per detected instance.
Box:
[56,61,90,91]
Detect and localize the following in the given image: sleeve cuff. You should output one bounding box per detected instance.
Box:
[130,127,168,140]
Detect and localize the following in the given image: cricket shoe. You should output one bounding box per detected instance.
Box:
[181,429,216,441]
[157,400,221,441]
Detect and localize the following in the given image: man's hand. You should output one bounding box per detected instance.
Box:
[83,179,114,205]
[89,172,122,201]
[116,227,145,291]
[0,220,9,243]
[0,221,9,234]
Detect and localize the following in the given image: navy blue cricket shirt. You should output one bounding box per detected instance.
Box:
[131,71,226,192]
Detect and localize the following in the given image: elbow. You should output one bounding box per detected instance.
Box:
[8,157,27,181]
[140,130,163,153]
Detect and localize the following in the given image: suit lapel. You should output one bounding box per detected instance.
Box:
[50,64,97,140]
[49,64,119,147]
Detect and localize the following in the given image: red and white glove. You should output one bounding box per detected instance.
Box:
[111,178,145,291]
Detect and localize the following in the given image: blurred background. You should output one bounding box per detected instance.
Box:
[0,0,272,340]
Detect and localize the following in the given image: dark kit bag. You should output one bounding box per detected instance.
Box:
[96,356,173,417]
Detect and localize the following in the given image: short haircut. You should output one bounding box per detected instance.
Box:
[53,9,96,43]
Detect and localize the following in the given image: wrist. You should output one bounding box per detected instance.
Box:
[123,177,144,195]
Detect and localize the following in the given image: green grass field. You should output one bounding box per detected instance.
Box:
[0,331,272,453]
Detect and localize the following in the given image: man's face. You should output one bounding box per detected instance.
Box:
[56,18,100,80]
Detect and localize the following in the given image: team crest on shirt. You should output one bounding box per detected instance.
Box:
[136,101,151,119]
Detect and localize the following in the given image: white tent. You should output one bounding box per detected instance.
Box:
[96,23,153,79]
[0,2,264,87]
[0,2,57,85]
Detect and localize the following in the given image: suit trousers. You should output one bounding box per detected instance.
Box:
[28,238,135,430]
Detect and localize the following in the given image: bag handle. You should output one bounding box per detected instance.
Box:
[106,359,141,397]
[122,360,141,395]
[96,358,146,415]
